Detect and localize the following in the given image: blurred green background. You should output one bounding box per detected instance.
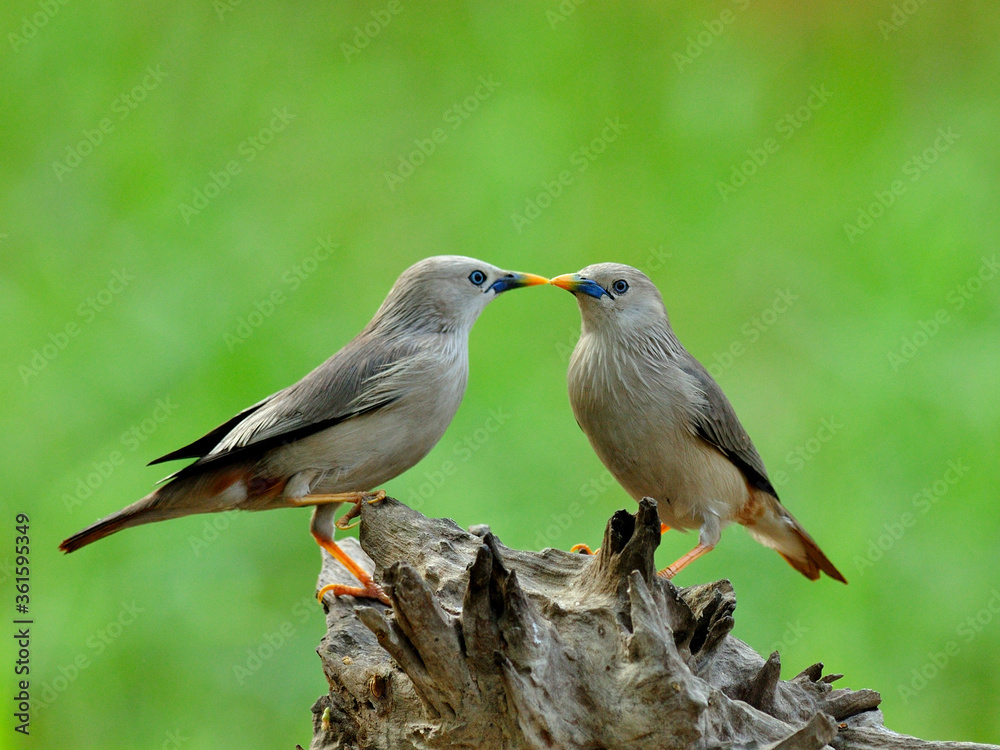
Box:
[2,1,999,747]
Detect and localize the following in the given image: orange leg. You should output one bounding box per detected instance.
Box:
[658,543,714,579]
[305,496,390,606]
[288,490,384,509]
[312,528,390,605]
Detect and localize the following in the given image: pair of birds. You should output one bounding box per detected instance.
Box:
[61,257,845,604]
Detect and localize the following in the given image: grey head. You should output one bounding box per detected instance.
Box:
[368,255,548,339]
[549,263,673,338]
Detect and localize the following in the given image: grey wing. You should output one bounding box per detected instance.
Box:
[161,334,420,479]
[677,355,778,498]
[148,396,273,466]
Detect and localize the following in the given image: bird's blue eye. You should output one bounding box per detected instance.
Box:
[469,270,487,286]
[612,279,629,295]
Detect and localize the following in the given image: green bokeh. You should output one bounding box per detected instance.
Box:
[2,1,999,747]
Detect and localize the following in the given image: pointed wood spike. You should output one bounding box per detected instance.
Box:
[592,497,661,594]
[462,542,500,663]
[744,650,781,714]
[795,662,824,683]
[766,712,837,750]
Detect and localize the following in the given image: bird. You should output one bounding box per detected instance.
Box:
[549,263,846,583]
[60,256,549,603]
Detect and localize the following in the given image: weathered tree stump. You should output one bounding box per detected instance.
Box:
[307,497,997,750]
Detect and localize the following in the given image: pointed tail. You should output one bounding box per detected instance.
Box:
[744,492,847,584]
[60,464,250,553]
[60,487,183,552]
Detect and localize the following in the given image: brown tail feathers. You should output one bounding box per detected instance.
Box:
[778,524,847,583]
[745,492,847,584]
[60,489,177,553]
[60,462,255,553]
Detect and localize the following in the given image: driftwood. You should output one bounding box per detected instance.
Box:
[306,497,997,750]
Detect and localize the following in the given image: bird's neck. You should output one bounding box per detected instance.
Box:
[579,315,683,360]
[570,319,690,416]
[369,299,476,338]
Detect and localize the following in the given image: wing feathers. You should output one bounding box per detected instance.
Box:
[677,355,778,498]
[151,333,421,478]
[147,396,272,466]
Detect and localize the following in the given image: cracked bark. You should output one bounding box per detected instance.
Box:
[305,497,997,750]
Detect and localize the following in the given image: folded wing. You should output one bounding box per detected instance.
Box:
[150,333,421,480]
[677,355,778,498]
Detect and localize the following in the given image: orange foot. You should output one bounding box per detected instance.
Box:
[309,500,391,606]
[317,578,389,606]
[313,536,391,605]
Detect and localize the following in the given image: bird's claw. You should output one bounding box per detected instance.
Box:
[334,490,388,530]
[365,489,387,505]
[317,580,391,606]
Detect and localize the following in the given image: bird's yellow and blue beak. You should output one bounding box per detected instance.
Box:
[489,271,549,294]
[550,273,609,299]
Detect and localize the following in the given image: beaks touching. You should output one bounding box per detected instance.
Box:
[549,273,609,299]
[489,271,549,294]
